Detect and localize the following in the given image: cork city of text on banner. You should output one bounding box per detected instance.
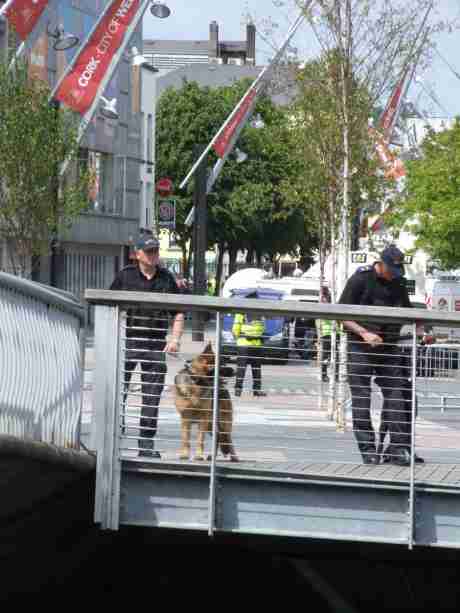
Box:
[54,0,140,115]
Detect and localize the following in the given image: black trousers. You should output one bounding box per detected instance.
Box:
[123,349,166,450]
[348,341,412,458]
[235,345,262,392]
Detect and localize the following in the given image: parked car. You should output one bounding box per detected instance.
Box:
[222,287,290,365]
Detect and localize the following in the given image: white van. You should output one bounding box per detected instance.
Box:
[425,276,460,340]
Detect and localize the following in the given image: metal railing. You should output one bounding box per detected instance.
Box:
[0,272,85,448]
[86,289,460,541]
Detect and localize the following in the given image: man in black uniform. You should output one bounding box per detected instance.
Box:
[339,245,426,466]
[110,236,184,460]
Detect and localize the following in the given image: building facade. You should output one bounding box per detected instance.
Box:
[0,1,147,318]
[143,21,256,72]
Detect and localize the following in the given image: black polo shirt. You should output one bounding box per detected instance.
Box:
[110,264,180,349]
[339,265,411,341]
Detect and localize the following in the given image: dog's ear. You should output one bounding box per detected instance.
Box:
[202,341,214,356]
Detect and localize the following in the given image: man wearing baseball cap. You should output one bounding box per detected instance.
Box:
[110,234,184,461]
[338,244,429,466]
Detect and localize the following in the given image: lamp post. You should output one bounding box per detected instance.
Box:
[192,145,208,342]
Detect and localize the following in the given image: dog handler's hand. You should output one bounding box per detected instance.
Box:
[362,331,383,347]
[165,338,181,353]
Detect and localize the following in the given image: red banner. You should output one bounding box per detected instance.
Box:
[4,0,49,41]
[370,127,406,181]
[54,0,140,115]
[213,88,257,158]
[378,71,408,140]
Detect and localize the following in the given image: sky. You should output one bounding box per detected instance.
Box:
[144,0,460,118]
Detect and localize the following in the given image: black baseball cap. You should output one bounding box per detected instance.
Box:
[381,245,405,279]
[135,236,160,251]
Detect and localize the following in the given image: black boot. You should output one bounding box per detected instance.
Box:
[360,444,379,465]
[362,452,380,465]
[383,447,424,466]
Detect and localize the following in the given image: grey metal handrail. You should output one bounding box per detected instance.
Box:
[1,272,85,323]
[0,273,85,448]
[85,289,460,327]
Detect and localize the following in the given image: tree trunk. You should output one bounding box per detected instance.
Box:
[336,0,352,298]
[245,248,254,265]
[215,242,225,296]
[228,246,238,276]
[182,241,191,279]
[329,193,337,303]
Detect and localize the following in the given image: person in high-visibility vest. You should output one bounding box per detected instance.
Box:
[233,292,267,397]
[316,287,340,382]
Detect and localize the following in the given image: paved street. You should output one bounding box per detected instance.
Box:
[81,327,460,467]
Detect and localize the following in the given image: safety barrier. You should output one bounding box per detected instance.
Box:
[0,272,85,448]
[86,289,460,540]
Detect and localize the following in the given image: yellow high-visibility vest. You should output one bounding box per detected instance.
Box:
[232,313,265,347]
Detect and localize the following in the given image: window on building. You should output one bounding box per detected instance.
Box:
[80,149,120,215]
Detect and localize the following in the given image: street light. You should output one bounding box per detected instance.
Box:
[47,23,80,51]
[131,46,148,67]
[150,1,171,19]
[250,114,265,129]
[235,148,248,164]
[99,96,119,120]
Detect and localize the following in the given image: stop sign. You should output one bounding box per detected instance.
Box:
[156,177,173,197]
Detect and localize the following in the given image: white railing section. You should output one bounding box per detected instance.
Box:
[86,290,460,539]
[0,272,85,448]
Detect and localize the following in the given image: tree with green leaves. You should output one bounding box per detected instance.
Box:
[388,119,460,269]
[280,51,384,296]
[155,78,316,291]
[0,61,90,277]
[252,0,455,294]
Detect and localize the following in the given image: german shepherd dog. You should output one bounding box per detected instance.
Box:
[174,342,238,462]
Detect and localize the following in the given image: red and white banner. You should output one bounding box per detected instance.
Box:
[371,128,406,181]
[54,0,140,115]
[378,70,409,141]
[213,88,258,158]
[2,0,50,41]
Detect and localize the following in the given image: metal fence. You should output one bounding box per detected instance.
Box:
[0,272,86,448]
[86,290,460,537]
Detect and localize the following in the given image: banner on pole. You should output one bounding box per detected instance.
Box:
[54,0,140,115]
[378,69,409,141]
[213,88,258,158]
[3,0,49,41]
[371,129,406,180]
[179,4,312,192]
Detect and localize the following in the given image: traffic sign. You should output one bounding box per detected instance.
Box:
[156,177,173,197]
[157,198,176,229]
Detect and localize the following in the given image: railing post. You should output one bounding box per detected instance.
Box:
[408,322,418,549]
[93,303,122,531]
[327,321,337,420]
[336,332,348,432]
[208,312,223,537]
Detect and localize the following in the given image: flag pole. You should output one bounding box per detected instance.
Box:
[0,0,15,17]
[59,0,152,178]
[377,2,433,139]
[179,3,312,191]
[48,0,117,103]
